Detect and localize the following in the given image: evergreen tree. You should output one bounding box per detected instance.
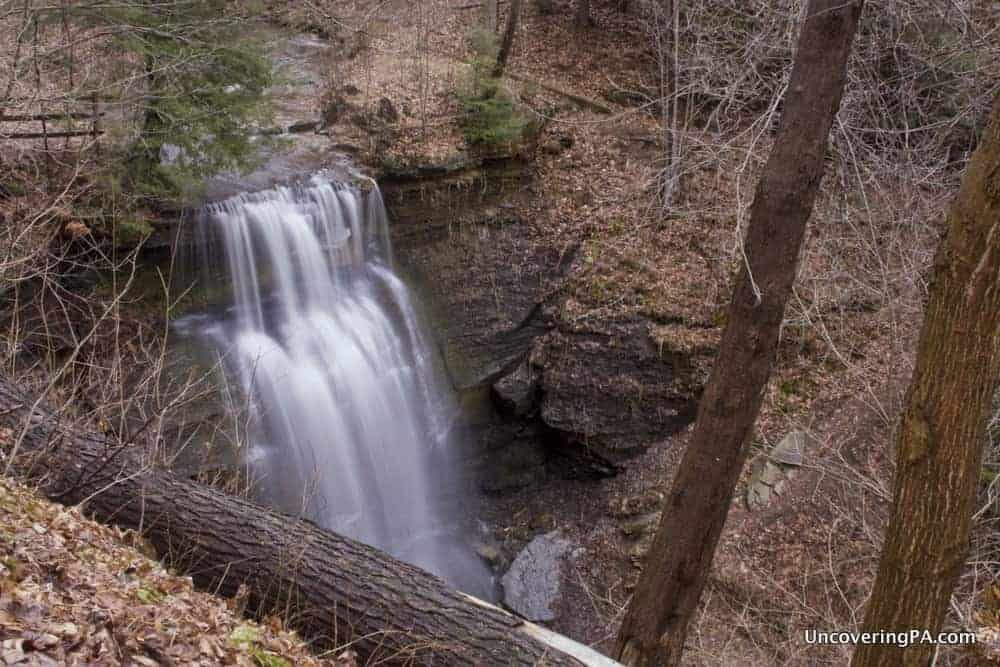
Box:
[78,1,273,199]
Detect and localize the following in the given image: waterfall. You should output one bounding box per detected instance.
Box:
[180,173,491,596]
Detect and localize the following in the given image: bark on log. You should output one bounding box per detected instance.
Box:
[3,129,102,139]
[0,377,591,666]
[0,111,103,121]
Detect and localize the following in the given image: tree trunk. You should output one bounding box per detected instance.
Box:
[851,95,1000,667]
[574,0,591,29]
[0,378,593,666]
[492,0,522,79]
[658,0,681,206]
[484,0,499,32]
[614,2,865,666]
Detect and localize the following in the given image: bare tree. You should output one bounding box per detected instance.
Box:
[614,2,866,665]
[492,0,523,79]
[851,95,1000,667]
[574,0,592,29]
[648,0,682,206]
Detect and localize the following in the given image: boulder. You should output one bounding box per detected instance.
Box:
[501,531,574,622]
[770,430,809,466]
[746,432,809,510]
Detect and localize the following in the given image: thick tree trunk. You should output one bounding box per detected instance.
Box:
[614,2,865,666]
[492,0,522,79]
[851,96,1000,667]
[0,378,594,666]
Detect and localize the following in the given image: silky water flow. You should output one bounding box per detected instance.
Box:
[176,174,493,598]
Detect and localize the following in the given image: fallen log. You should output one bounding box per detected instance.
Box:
[3,129,102,139]
[505,74,613,114]
[0,377,615,666]
[0,111,104,122]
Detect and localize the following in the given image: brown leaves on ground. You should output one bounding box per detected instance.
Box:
[0,479,355,667]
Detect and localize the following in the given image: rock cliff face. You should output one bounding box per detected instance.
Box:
[383,160,561,391]
[381,159,706,481]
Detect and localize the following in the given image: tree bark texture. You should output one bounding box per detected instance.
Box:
[0,378,583,666]
[851,95,1000,667]
[492,0,522,79]
[614,2,865,666]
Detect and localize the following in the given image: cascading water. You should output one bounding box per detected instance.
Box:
[177,173,492,597]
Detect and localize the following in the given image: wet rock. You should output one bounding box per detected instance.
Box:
[536,319,704,465]
[501,531,574,622]
[492,361,539,418]
[384,158,707,476]
[480,429,547,494]
[474,543,502,567]
[386,163,562,391]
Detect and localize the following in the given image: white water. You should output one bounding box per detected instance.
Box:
[180,174,491,597]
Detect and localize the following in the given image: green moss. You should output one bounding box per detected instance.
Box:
[0,179,27,198]
[135,587,163,604]
[251,651,291,667]
[84,1,275,205]
[114,217,154,248]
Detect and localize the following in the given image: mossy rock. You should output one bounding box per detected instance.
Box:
[113,216,154,248]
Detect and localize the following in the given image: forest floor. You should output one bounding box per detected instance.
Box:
[0,477,356,666]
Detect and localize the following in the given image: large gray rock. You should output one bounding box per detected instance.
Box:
[501,531,574,622]
[746,431,810,510]
[771,430,808,466]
